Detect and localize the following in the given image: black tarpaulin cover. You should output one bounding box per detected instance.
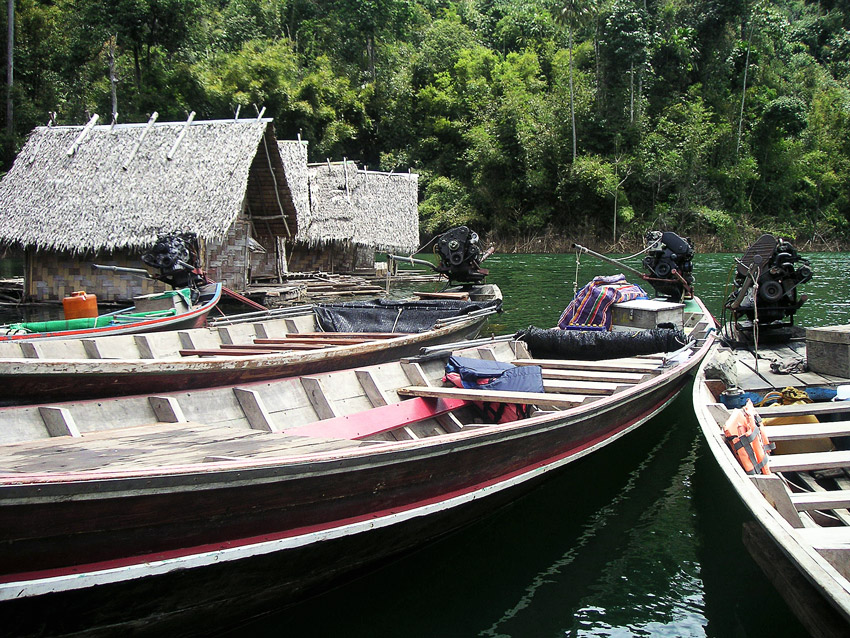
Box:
[517,325,690,360]
[313,299,502,333]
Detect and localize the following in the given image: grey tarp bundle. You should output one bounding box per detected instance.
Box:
[314,299,502,333]
[517,325,690,361]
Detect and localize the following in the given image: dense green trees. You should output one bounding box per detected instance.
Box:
[3,0,850,248]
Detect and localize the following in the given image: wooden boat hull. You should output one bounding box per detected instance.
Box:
[0,296,714,634]
[694,342,850,636]
[0,313,490,402]
[0,378,688,636]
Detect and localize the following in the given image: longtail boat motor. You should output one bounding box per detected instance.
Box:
[725,234,812,326]
[642,230,695,300]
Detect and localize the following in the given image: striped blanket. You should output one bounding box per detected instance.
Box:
[557,274,649,330]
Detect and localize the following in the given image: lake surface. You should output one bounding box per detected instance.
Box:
[217,250,850,638]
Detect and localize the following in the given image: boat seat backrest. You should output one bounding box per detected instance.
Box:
[0,342,25,357]
[217,323,262,345]
[178,329,221,351]
[33,339,89,359]
[255,318,294,339]
[82,335,142,359]
[284,314,318,334]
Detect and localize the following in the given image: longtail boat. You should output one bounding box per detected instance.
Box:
[694,236,850,637]
[0,283,222,343]
[0,298,501,403]
[0,294,714,635]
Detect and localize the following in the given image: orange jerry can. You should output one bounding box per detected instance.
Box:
[63,291,99,320]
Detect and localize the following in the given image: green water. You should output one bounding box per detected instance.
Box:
[219,251,850,637]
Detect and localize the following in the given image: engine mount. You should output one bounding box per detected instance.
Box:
[433,226,488,284]
[642,231,695,300]
[725,234,812,325]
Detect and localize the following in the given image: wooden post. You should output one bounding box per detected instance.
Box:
[66,114,99,156]
[123,111,158,170]
[107,34,118,127]
[167,111,195,160]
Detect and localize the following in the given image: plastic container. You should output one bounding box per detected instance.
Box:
[63,291,99,320]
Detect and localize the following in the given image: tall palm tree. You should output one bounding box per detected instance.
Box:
[556,1,590,163]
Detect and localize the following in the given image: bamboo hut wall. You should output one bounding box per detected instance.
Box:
[26,250,164,302]
[204,219,250,289]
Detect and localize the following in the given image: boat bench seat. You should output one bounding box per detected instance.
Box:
[284,397,469,440]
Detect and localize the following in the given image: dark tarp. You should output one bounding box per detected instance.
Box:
[314,299,502,333]
[518,325,690,360]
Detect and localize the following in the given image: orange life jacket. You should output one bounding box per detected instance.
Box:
[723,399,774,475]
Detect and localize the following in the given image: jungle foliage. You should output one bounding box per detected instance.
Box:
[3,0,850,248]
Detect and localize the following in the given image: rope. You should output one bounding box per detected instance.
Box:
[573,246,581,298]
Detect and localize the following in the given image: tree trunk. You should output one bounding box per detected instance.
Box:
[568,26,576,162]
[6,0,13,135]
[133,45,141,91]
[108,35,118,123]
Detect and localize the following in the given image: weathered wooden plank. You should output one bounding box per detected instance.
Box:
[797,526,850,548]
[762,420,850,441]
[512,358,659,374]
[790,489,850,511]
[148,396,186,423]
[301,377,337,419]
[750,474,804,528]
[398,385,591,408]
[38,407,81,438]
[769,450,850,472]
[541,368,645,383]
[253,337,373,346]
[542,379,628,395]
[756,403,850,418]
[233,388,279,432]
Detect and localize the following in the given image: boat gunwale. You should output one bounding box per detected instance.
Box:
[693,345,850,623]
[0,311,491,374]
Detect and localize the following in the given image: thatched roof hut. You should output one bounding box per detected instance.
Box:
[0,117,296,253]
[0,116,420,300]
[276,143,419,257]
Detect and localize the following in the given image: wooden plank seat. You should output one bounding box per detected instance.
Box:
[769,450,850,473]
[397,385,596,409]
[283,397,469,440]
[540,369,647,384]
[512,358,660,374]
[756,403,850,419]
[253,337,379,346]
[796,527,850,550]
[762,420,850,441]
[790,490,850,511]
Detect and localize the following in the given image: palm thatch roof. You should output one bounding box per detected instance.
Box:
[0,117,295,253]
[301,160,419,254]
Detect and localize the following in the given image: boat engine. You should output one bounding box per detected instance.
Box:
[725,234,812,325]
[141,233,205,290]
[433,226,489,284]
[642,231,695,300]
